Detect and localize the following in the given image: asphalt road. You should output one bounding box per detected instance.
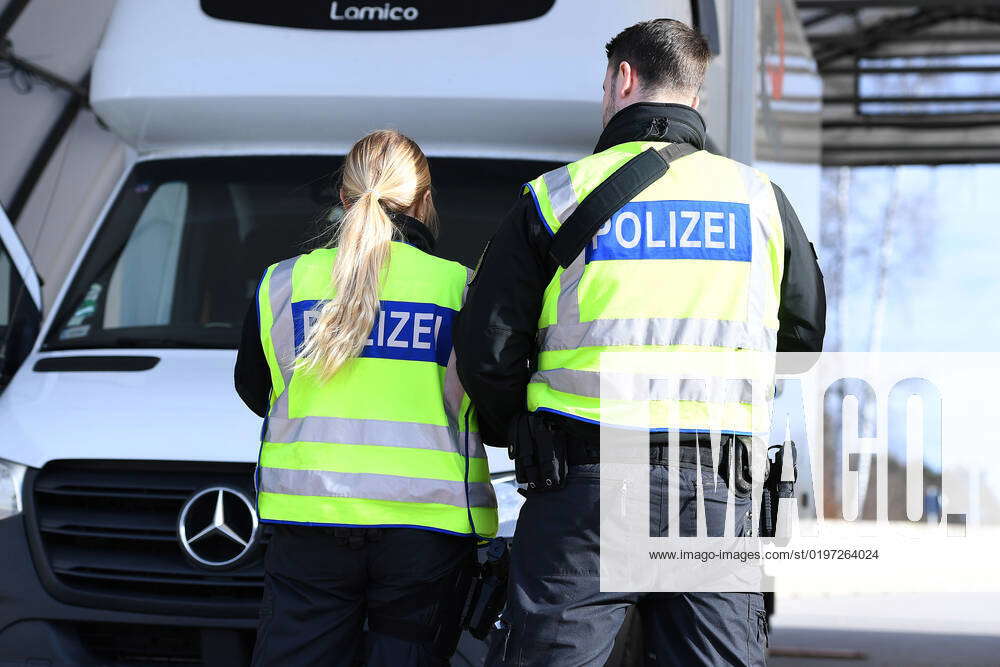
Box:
[768,627,1000,667]
[453,593,1000,666]
[768,593,1000,667]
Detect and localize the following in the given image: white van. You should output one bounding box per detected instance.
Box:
[0,1,819,663]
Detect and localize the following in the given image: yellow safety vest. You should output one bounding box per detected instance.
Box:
[524,142,784,435]
[256,243,498,536]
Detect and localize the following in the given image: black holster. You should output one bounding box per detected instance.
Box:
[462,539,510,641]
[508,412,568,492]
[759,441,797,537]
[718,436,754,498]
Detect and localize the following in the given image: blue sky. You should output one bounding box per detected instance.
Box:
[815,164,1000,478]
[830,164,1000,352]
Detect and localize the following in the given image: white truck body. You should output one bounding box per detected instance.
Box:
[0,1,819,663]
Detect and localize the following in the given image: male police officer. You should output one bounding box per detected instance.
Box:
[455,19,825,667]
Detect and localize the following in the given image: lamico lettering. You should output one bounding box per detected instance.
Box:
[330,2,419,21]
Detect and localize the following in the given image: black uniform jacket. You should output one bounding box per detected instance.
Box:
[454,102,827,445]
[234,214,438,418]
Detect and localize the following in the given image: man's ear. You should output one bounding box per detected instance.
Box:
[691,94,701,110]
[617,60,637,99]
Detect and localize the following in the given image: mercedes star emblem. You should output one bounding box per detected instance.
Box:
[178,486,259,569]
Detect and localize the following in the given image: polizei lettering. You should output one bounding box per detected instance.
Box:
[585,200,753,263]
[330,2,419,21]
[293,299,455,366]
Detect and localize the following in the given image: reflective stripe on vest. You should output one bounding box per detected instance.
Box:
[531,369,755,403]
[523,142,784,434]
[259,468,496,509]
[256,245,497,536]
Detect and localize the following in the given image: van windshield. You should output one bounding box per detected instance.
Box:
[43,155,557,351]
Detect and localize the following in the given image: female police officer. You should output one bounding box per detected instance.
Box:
[235,130,497,666]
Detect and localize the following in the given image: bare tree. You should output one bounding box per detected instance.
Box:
[819,163,939,520]
[819,167,850,518]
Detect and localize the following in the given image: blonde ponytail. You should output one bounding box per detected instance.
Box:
[296,130,435,380]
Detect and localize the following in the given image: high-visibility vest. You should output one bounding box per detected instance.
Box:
[524,141,785,435]
[256,243,498,536]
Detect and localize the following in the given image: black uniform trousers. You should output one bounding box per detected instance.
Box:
[252,524,474,667]
[486,450,768,667]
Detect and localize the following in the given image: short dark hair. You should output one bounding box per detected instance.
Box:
[605,19,712,95]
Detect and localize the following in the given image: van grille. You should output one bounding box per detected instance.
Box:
[27,460,267,617]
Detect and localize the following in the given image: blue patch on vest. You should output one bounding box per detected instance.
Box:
[292,299,455,366]
[585,200,752,263]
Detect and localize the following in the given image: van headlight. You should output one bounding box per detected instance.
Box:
[490,473,525,539]
[0,459,28,520]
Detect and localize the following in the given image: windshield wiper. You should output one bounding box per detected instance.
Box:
[45,336,236,351]
[106,336,234,349]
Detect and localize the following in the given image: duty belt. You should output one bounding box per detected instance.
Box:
[566,435,736,467]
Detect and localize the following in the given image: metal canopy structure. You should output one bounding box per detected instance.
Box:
[796,0,1000,165]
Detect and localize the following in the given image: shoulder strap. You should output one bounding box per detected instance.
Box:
[547,143,698,269]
